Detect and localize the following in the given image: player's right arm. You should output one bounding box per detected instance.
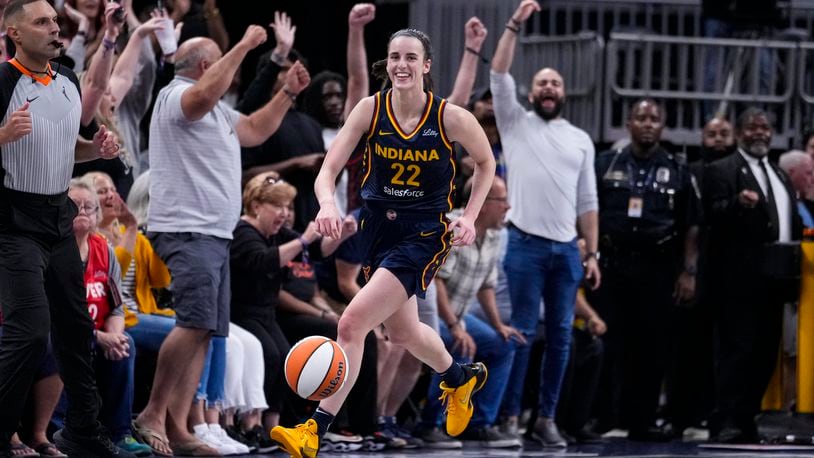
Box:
[314,95,376,239]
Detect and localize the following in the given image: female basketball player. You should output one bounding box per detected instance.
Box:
[271,28,496,458]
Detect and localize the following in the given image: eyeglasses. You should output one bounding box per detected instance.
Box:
[485,196,508,202]
[74,202,98,214]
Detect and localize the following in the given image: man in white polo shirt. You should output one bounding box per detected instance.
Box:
[131,28,311,456]
[489,0,600,448]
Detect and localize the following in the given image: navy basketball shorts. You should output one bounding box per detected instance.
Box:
[357,204,452,299]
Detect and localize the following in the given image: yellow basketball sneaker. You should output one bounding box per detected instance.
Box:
[270,419,320,458]
[438,362,488,437]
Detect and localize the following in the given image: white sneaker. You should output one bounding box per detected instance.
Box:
[208,424,251,455]
[192,423,238,455]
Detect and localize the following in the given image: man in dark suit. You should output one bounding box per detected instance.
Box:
[703,107,802,443]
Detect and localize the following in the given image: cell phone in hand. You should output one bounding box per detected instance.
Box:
[110,0,125,23]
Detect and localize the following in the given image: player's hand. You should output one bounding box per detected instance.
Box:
[282,61,311,95]
[348,3,375,28]
[239,25,267,50]
[512,0,542,23]
[1,101,32,143]
[450,324,476,360]
[464,17,487,51]
[339,214,358,240]
[270,11,296,58]
[496,323,527,345]
[315,201,342,239]
[738,189,760,208]
[583,257,601,290]
[448,215,475,246]
[94,125,120,159]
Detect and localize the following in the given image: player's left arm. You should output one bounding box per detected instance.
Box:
[444,103,495,224]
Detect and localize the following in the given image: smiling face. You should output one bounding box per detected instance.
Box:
[92,174,117,221]
[386,35,431,91]
[528,68,565,121]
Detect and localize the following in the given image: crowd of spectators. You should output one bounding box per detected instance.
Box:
[0,0,811,456]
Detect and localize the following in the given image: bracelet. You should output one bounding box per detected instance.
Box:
[282,88,298,103]
[204,7,220,19]
[102,37,116,51]
[509,17,522,26]
[465,46,490,65]
[505,24,520,33]
[76,30,87,37]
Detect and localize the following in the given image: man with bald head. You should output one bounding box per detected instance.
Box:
[490,0,600,448]
[132,29,311,456]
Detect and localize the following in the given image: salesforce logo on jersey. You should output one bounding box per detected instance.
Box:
[383,186,425,198]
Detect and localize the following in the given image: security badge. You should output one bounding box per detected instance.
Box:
[656,167,670,184]
[628,197,643,218]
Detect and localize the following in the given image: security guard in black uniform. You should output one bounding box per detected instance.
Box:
[591,99,700,441]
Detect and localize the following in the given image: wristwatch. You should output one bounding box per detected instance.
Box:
[583,251,600,263]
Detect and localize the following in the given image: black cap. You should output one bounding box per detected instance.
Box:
[468,87,492,110]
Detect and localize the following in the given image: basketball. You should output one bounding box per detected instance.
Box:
[284,336,348,401]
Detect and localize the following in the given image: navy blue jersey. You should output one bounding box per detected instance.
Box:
[360,90,456,212]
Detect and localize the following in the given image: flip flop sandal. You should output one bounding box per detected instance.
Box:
[8,443,39,458]
[169,440,219,457]
[32,443,66,458]
[131,420,173,457]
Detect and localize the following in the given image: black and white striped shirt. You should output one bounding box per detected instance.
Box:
[0,59,82,195]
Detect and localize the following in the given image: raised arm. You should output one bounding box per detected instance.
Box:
[181,25,266,121]
[447,17,488,107]
[202,0,230,52]
[108,18,164,103]
[491,0,540,74]
[345,3,374,118]
[236,60,311,147]
[80,3,124,125]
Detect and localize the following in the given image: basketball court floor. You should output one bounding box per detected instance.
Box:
[242,438,814,457]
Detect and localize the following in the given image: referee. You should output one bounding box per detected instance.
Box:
[0,1,130,457]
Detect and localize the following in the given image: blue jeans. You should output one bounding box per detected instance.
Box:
[197,336,226,406]
[421,313,515,428]
[127,313,175,353]
[501,227,582,418]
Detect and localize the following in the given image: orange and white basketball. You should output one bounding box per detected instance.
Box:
[284,336,348,401]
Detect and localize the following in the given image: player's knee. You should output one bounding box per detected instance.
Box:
[336,313,369,344]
